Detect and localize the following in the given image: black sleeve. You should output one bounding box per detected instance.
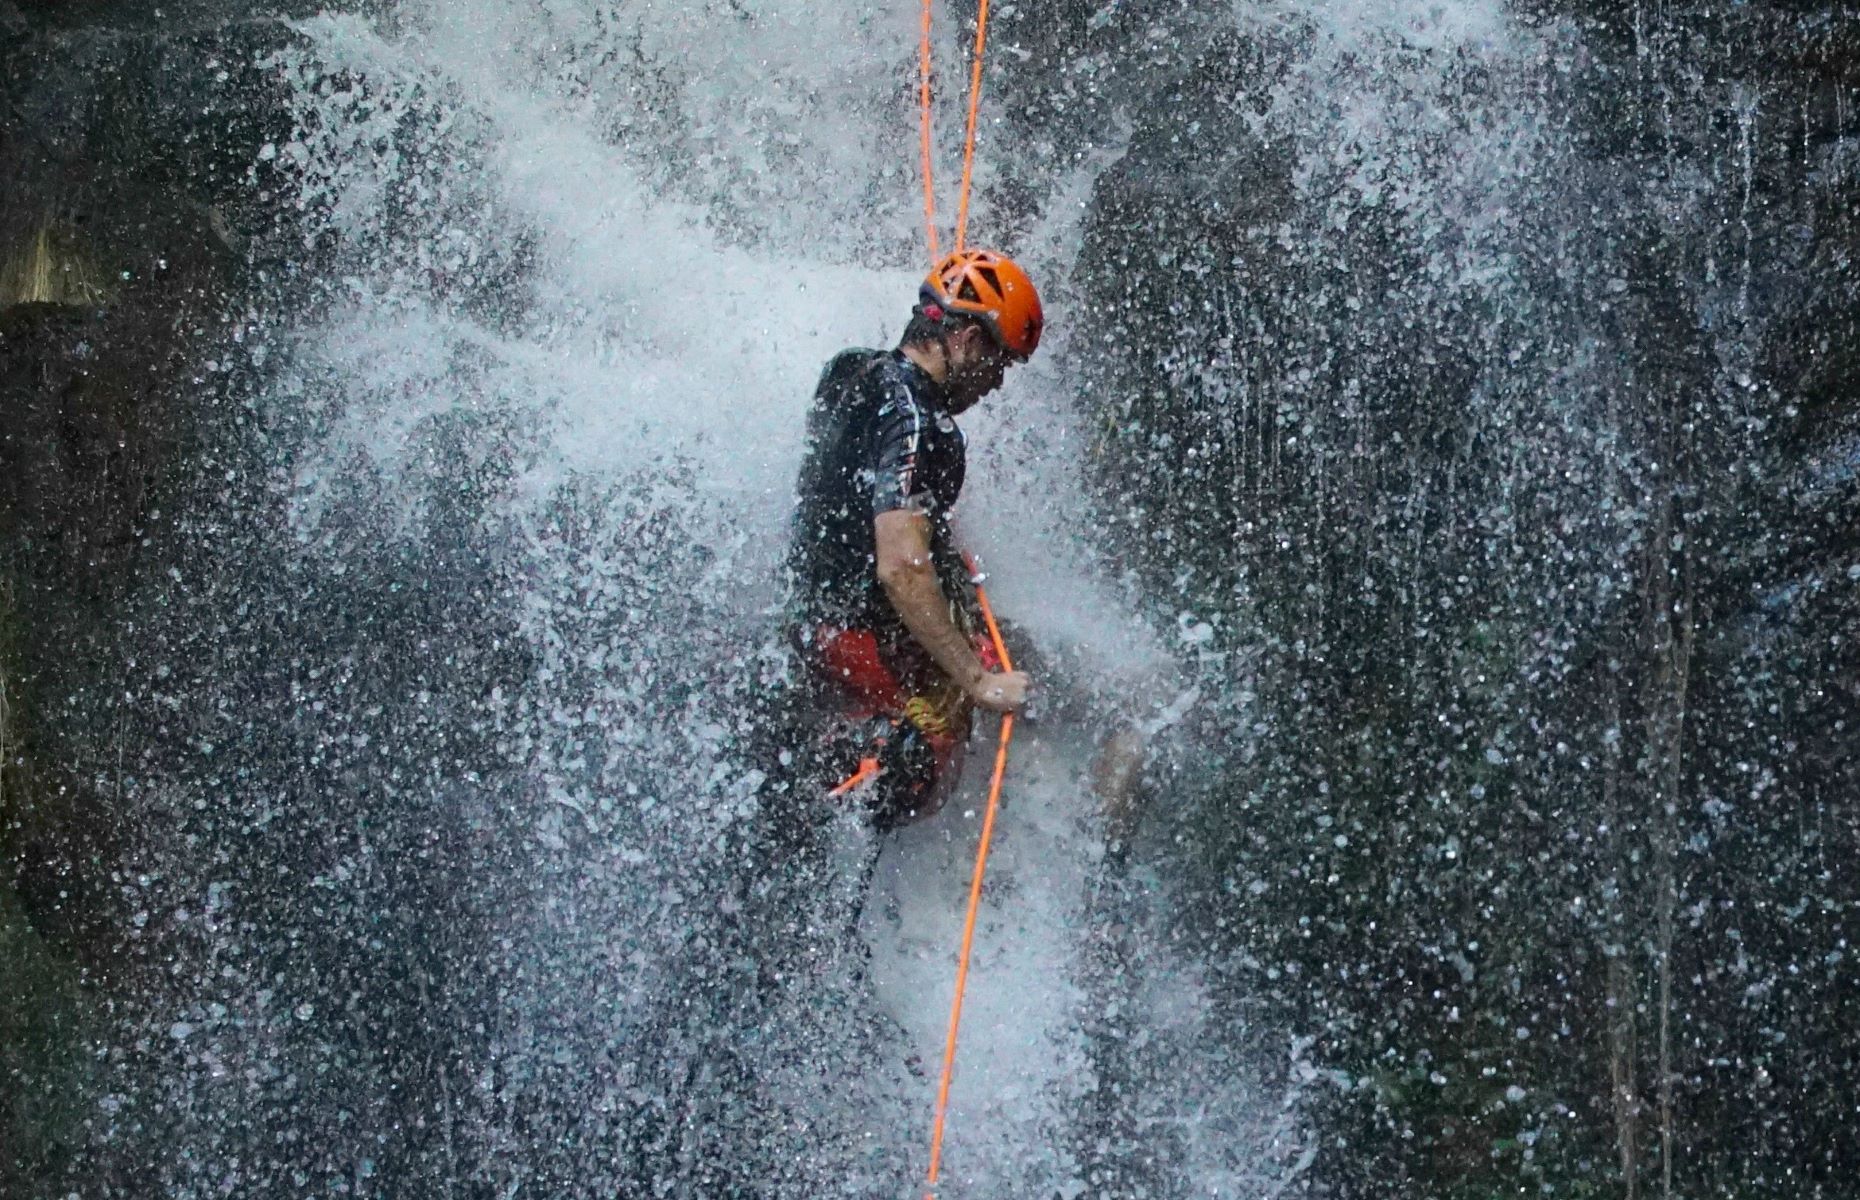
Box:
[868,392,936,518]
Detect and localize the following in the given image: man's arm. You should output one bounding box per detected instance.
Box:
[874,509,1028,713]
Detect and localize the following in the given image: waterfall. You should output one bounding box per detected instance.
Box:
[8,1,1854,1196]
[28,3,1298,1196]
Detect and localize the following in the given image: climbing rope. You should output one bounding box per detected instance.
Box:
[916,0,998,261]
[917,0,940,262]
[913,8,1009,1191]
[953,0,995,254]
[922,567,1016,1199]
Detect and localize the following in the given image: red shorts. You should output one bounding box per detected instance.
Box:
[802,625,993,823]
[811,625,911,718]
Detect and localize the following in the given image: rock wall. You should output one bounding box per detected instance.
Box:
[995,2,1860,1195]
[0,5,312,1188]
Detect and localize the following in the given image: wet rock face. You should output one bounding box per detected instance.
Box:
[0,9,318,1134]
[2,306,179,587]
[1002,2,1860,1195]
[2,6,298,223]
[0,7,308,589]
[4,0,338,33]
[2,7,304,984]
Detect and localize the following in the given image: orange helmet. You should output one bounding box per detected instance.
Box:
[920,249,1044,361]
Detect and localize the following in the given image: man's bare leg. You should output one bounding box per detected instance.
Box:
[1092,724,1147,845]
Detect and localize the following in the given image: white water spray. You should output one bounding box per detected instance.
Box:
[254,2,1304,1194]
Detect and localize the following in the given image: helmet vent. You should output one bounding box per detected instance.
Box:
[975,266,1002,296]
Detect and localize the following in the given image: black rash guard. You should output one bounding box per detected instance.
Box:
[788,348,975,674]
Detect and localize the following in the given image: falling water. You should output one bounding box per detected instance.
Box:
[18,2,1304,1195]
[9,0,1854,1196]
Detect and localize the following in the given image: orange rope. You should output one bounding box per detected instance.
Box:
[917,0,940,262]
[915,2,1010,1183]
[922,571,1015,1199]
[915,0,998,262]
[953,0,994,254]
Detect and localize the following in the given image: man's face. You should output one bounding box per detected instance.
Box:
[943,323,1015,414]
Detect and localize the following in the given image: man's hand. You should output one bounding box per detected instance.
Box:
[968,669,1031,714]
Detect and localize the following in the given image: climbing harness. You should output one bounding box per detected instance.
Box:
[813,622,977,814]
[828,754,883,798]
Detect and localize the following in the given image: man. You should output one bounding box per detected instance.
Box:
[787,249,1043,828]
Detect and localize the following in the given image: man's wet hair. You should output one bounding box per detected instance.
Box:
[900,302,989,350]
